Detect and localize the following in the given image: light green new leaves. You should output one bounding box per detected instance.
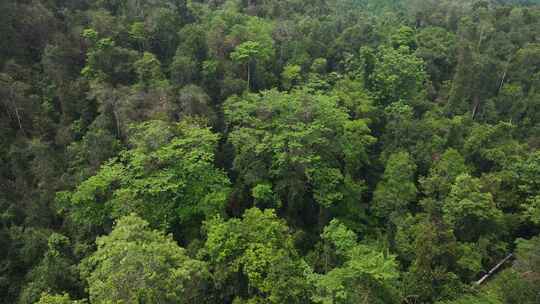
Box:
[81,214,207,304]
[522,195,540,225]
[19,234,81,304]
[133,52,168,89]
[511,151,540,224]
[372,151,417,220]
[36,293,85,304]
[321,219,358,256]
[310,220,399,304]
[371,46,427,105]
[421,148,469,200]
[224,89,375,210]
[57,162,125,229]
[231,41,272,90]
[444,174,502,241]
[514,235,540,275]
[436,292,502,304]
[57,120,230,232]
[231,41,270,63]
[464,122,526,171]
[80,29,138,84]
[282,64,302,90]
[202,208,309,303]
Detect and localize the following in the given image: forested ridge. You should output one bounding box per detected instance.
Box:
[1,0,540,303]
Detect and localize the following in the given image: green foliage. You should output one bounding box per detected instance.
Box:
[202,208,310,303]
[321,220,358,256]
[2,1,540,303]
[522,195,540,224]
[415,26,457,85]
[36,293,85,304]
[372,151,417,220]
[490,235,540,304]
[455,242,483,280]
[170,53,198,86]
[231,41,270,64]
[370,46,427,105]
[309,220,399,304]
[421,148,469,200]
[464,122,526,171]
[311,58,328,74]
[494,270,538,304]
[231,41,273,90]
[65,120,121,183]
[391,26,416,49]
[133,52,168,89]
[81,214,207,304]
[224,88,375,218]
[281,64,302,90]
[403,217,463,303]
[81,31,138,84]
[331,77,375,120]
[251,183,281,209]
[512,151,540,223]
[57,120,230,236]
[175,85,216,124]
[437,291,502,304]
[81,29,98,42]
[444,174,502,241]
[18,233,81,304]
[513,235,540,276]
[128,22,148,50]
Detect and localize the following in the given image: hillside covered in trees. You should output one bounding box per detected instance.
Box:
[1,0,540,303]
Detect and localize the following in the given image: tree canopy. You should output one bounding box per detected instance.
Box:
[1,0,540,303]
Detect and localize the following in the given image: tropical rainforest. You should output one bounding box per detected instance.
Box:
[1,0,540,303]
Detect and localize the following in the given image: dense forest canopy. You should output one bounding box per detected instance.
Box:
[1,0,540,303]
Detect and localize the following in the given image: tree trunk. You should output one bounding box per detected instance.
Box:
[9,84,24,134]
[477,26,485,51]
[475,254,513,285]
[318,204,329,234]
[471,95,480,120]
[247,61,251,91]
[499,68,507,93]
[113,107,121,138]
[498,57,513,94]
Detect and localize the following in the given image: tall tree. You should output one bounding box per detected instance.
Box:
[230,41,271,90]
[81,214,208,303]
[372,151,417,222]
[57,120,230,240]
[224,88,375,227]
[309,220,400,304]
[444,174,502,242]
[201,208,310,303]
